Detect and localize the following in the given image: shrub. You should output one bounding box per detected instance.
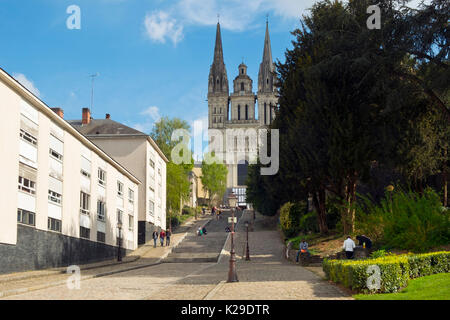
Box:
[279,201,307,237]
[370,249,394,259]
[299,211,319,233]
[182,206,195,216]
[356,188,450,252]
[323,251,450,293]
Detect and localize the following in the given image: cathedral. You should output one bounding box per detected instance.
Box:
[207,21,278,207]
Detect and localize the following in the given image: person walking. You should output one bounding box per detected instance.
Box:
[166,230,171,246]
[343,236,356,259]
[152,230,158,248]
[159,230,166,247]
[296,239,309,262]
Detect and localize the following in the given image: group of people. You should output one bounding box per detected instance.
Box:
[295,234,372,262]
[197,226,208,236]
[211,206,223,220]
[152,229,171,247]
[343,235,372,259]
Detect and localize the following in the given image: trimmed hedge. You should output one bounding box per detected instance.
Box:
[323,251,450,293]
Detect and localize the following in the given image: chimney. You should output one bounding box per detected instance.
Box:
[106,114,111,119]
[51,108,64,119]
[82,108,91,125]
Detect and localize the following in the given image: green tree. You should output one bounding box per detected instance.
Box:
[201,153,228,206]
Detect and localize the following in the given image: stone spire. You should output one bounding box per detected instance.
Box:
[209,22,228,94]
[258,20,275,93]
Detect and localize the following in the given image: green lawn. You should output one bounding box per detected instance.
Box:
[354,273,450,300]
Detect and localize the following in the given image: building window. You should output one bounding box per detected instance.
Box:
[80,191,90,216]
[128,189,134,205]
[158,168,161,176]
[149,159,155,169]
[241,68,244,74]
[49,149,63,161]
[264,103,267,124]
[80,226,90,239]
[245,105,248,120]
[17,209,35,226]
[48,189,62,205]
[117,181,124,197]
[117,209,123,224]
[18,176,36,195]
[80,169,91,178]
[98,168,106,186]
[128,215,134,231]
[241,82,244,91]
[238,105,241,120]
[97,231,106,243]
[149,200,155,216]
[97,200,106,221]
[19,129,38,146]
[48,218,62,232]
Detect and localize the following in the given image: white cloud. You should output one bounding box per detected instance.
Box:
[141,106,161,122]
[144,11,184,45]
[133,106,161,133]
[12,73,41,98]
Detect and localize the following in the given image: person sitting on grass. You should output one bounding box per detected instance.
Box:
[296,239,309,262]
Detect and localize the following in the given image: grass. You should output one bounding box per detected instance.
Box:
[354,273,450,300]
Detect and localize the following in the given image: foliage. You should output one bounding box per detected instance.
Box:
[323,251,450,293]
[200,153,228,206]
[356,188,450,252]
[370,249,394,259]
[150,116,190,161]
[279,202,307,237]
[354,273,450,300]
[246,162,280,216]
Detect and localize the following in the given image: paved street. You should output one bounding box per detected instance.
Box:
[1,210,351,300]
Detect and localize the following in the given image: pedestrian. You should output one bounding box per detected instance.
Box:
[160,230,166,247]
[212,206,216,216]
[202,207,206,215]
[296,239,309,262]
[197,227,203,236]
[356,235,372,249]
[202,226,207,235]
[166,230,171,246]
[152,230,158,248]
[343,236,356,259]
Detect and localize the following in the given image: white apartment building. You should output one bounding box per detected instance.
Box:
[0,68,140,274]
[68,110,168,245]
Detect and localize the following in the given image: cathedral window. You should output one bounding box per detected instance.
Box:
[241,82,244,92]
[245,105,248,120]
[264,103,267,124]
[241,69,244,75]
[238,105,241,120]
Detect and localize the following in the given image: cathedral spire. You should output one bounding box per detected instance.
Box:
[258,20,275,93]
[209,22,228,94]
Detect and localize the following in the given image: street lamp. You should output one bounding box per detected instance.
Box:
[227,192,238,283]
[117,221,123,262]
[244,221,250,261]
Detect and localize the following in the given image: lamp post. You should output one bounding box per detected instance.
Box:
[245,221,250,261]
[117,221,123,262]
[227,192,238,283]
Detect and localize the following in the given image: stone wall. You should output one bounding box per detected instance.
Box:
[0,225,129,275]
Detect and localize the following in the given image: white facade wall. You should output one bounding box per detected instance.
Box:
[0,71,139,250]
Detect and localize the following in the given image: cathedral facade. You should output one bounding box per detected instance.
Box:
[207,21,278,207]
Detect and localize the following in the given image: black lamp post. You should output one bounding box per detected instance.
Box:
[245,221,250,261]
[227,192,239,283]
[117,221,123,262]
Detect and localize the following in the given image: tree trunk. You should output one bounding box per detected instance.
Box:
[443,149,448,207]
[344,173,357,234]
[314,188,328,235]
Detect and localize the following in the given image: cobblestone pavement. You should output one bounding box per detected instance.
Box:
[2,210,351,300]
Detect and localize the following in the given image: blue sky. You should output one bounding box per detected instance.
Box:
[0,0,315,128]
[0,0,425,158]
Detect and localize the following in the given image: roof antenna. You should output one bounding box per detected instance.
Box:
[89,73,99,116]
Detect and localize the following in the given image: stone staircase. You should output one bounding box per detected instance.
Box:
[164,209,243,263]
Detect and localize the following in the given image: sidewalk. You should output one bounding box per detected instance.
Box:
[0,214,211,298]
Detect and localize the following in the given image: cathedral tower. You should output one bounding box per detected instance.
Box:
[257,21,277,126]
[208,22,229,129]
